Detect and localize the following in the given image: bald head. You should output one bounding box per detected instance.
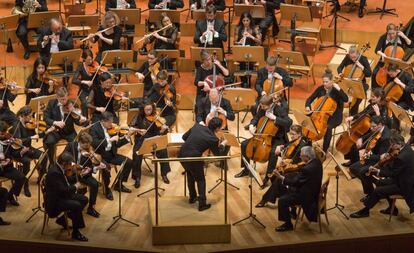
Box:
[209,88,219,105]
[50,18,62,33]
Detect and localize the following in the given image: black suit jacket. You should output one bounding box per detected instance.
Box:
[149,0,184,9]
[179,123,224,157]
[194,19,227,48]
[255,67,293,97]
[284,158,323,222]
[362,126,391,163]
[44,163,77,218]
[105,0,137,10]
[196,96,235,126]
[89,122,129,161]
[37,27,73,59]
[43,99,81,135]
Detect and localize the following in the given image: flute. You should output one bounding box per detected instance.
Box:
[80,25,116,42]
[135,23,173,44]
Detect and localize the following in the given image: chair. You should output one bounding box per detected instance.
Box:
[388,194,404,222]
[54,139,69,161]
[294,177,330,233]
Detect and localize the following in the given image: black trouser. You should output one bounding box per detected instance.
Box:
[364,179,400,209]
[181,161,206,204]
[278,192,301,223]
[79,171,110,207]
[240,138,281,175]
[0,164,25,197]
[132,148,171,181]
[104,154,132,183]
[16,18,31,52]
[360,0,366,10]
[350,160,377,195]
[16,148,48,180]
[0,187,8,212]
[257,16,278,43]
[55,193,88,230]
[323,121,341,152]
[344,144,360,164]
[79,91,90,118]
[44,131,77,162]
[161,111,176,128]
[261,176,288,204]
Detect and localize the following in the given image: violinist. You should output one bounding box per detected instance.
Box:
[194,5,227,49]
[10,106,51,197]
[43,87,88,161]
[87,72,121,124]
[349,116,391,199]
[190,0,226,11]
[0,80,18,127]
[25,57,55,105]
[371,23,412,89]
[129,99,172,188]
[194,50,229,106]
[337,45,372,116]
[350,131,414,218]
[305,69,348,152]
[148,70,177,128]
[135,50,164,96]
[63,132,113,218]
[235,94,293,186]
[44,152,88,241]
[89,112,133,193]
[255,124,311,208]
[0,121,26,207]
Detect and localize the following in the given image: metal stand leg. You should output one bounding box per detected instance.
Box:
[208,163,239,193]
[26,179,44,223]
[367,0,398,19]
[326,170,349,219]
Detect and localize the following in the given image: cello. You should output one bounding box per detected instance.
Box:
[262,57,285,97]
[204,52,225,90]
[383,70,405,102]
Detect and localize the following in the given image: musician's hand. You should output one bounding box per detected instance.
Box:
[79,116,87,124]
[160,124,169,133]
[74,182,84,190]
[138,129,147,135]
[53,121,65,129]
[21,147,30,156]
[249,125,256,135]
[265,111,276,120]
[135,72,144,81]
[356,61,364,70]
[275,145,283,156]
[345,116,353,124]
[199,121,206,126]
[86,33,95,42]
[221,139,228,147]
[213,59,222,67]
[43,36,49,44]
[33,0,41,8]
[356,138,363,149]
[31,134,39,140]
[368,166,379,175]
[305,106,311,113]
[82,80,93,87]
[81,167,92,176]
[261,91,267,96]
[153,32,161,39]
[30,88,41,94]
[333,82,340,90]
[203,83,211,92]
[52,34,60,43]
[96,107,106,113]
[372,104,380,116]
[0,158,10,167]
[202,31,209,38]
[273,72,282,80]
[216,107,226,115]
[380,153,389,160]
[98,162,107,170]
[110,135,119,142]
[394,77,405,88]
[166,100,173,107]
[244,0,250,4]
[190,3,197,10]
[260,0,266,5]
[397,30,407,39]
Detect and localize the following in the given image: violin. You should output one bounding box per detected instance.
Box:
[104,86,129,101]
[272,161,306,176]
[365,146,400,176]
[86,61,110,76]
[0,134,25,150]
[25,119,47,133]
[145,113,167,129]
[360,130,382,165]
[283,138,302,159]
[0,78,25,91]
[149,62,160,82]
[107,124,129,136]
[80,150,103,166]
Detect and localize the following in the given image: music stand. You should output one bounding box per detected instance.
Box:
[367,0,398,20]
[233,46,265,87]
[233,156,265,228]
[383,56,414,70]
[190,46,224,62]
[67,14,99,47]
[148,9,180,24]
[280,4,312,51]
[292,109,318,137]
[155,49,181,73]
[48,49,82,78]
[0,15,19,74]
[389,102,414,127]
[137,135,168,197]
[233,4,265,18]
[339,78,366,100]
[29,94,56,121]
[223,88,256,140]
[191,10,224,21]
[208,131,240,193]
[107,158,140,231]
[109,9,141,49]
[101,50,134,73]
[27,11,61,29]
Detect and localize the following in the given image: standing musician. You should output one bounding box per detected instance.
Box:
[149,0,184,9]
[337,45,372,116]
[190,0,226,11]
[0,185,11,225]
[44,152,88,241]
[194,50,229,106]
[272,146,323,232]
[43,87,88,161]
[194,5,227,49]
[37,18,74,64]
[85,11,122,63]
[371,23,412,89]
[178,118,228,211]
[0,80,18,126]
[25,57,55,105]
[0,121,26,206]
[234,94,293,187]
[87,72,122,124]
[350,131,414,218]
[255,124,311,208]
[89,112,133,193]
[305,69,348,152]
[148,70,177,128]
[63,132,113,218]
[349,116,391,199]
[129,99,172,188]
[135,50,164,96]
[14,0,48,60]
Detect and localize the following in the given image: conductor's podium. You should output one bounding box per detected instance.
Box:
[149,196,231,245]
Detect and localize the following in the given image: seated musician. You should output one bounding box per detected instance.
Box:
[235,93,293,187]
[14,0,48,59]
[135,50,164,96]
[10,106,51,197]
[305,69,348,152]
[194,50,229,107]
[178,117,228,211]
[43,87,88,161]
[349,116,391,200]
[37,18,74,64]
[0,121,26,206]
[246,0,280,44]
[64,132,113,218]
[149,0,184,9]
[337,45,372,116]
[341,88,391,166]
[72,49,100,118]
[371,23,412,89]
[129,99,171,188]
[255,124,311,208]
[350,131,414,218]
[44,152,88,241]
[139,13,179,56]
[190,0,226,11]
[0,185,11,225]
[272,146,323,232]
[194,5,227,49]
[90,112,133,193]
[86,11,122,63]
[148,70,177,128]
[0,82,18,126]
[25,57,55,105]
[87,72,122,124]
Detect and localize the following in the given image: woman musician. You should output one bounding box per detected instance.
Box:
[25,57,55,105]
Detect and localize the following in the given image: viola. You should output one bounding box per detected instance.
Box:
[365,146,400,176]
[149,62,160,81]
[283,138,301,159]
[104,86,129,101]
[360,130,382,165]
[0,136,24,150]
[86,61,109,76]
[80,150,103,166]
[25,120,47,133]
[273,161,306,175]
[145,114,167,129]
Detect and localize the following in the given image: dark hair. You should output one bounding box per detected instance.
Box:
[290,124,302,133]
[389,129,405,145]
[387,63,399,72]
[17,106,33,117]
[157,70,168,81]
[371,115,384,125]
[139,99,156,117]
[322,69,333,80]
[148,49,157,57]
[30,57,48,82]
[0,121,8,132]
[259,95,273,106]
[81,49,94,60]
[371,88,385,100]
[237,12,255,29]
[56,87,68,97]
[208,117,222,131]
[78,132,92,144]
[57,152,74,166]
[101,111,114,122]
[206,4,216,14]
[99,72,112,83]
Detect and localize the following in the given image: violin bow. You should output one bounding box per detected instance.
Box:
[154,78,177,105]
[63,90,83,124]
[79,139,106,168]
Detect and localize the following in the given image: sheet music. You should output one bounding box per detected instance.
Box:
[168,133,184,144]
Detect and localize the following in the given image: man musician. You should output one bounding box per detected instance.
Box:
[190,0,226,11]
[196,88,235,128]
[149,0,184,9]
[194,5,227,49]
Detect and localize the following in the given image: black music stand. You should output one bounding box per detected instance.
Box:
[323,0,350,27]
[48,49,82,78]
[148,9,180,24]
[0,15,19,55]
[232,46,265,88]
[367,0,398,20]
[107,159,140,231]
[110,8,142,49]
[320,2,346,50]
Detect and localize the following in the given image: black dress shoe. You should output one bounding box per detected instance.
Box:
[255,201,266,208]
[189,196,198,204]
[341,161,352,167]
[87,207,100,218]
[24,183,32,198]
[55,215,69,229]
[358,8,364,18]
[0,217,11,226]
[114,184,132,193]
[275,222,293,232]
[290,207,298,220]
[234,169,249,178]
[23,51,30,60]
[360,195,369,203]
[260,176,269,189]
[198,203,211,211]
[134,179,141,189]
[350,208,370,218]
[162,174,170,184]
[8,195,19,206]
[380,207,399,216]
[72,231,88,242]
[106,189,114,200]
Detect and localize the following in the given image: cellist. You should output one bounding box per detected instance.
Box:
[234,93,292,187]
[371,23,412,89]
[305,69,348,152]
